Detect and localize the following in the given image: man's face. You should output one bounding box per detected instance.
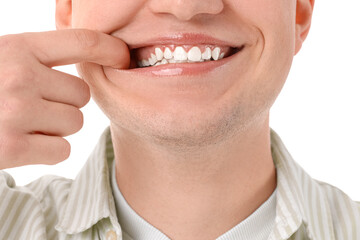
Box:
[64,0,298,146]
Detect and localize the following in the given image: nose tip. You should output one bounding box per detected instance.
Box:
[149,0,224,21]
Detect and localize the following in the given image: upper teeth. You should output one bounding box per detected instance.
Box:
[138,46,226,68]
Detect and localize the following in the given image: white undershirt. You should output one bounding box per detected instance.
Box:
[110,160,276,240]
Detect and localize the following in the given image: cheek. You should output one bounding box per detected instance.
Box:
[71,0,145,32]
[229,0,296,108]
[229,0,296,56]
[75,62,107,104]
[75,62,130,124]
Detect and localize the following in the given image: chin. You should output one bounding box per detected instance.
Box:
[109,98,250,150]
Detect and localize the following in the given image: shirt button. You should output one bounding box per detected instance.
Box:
[106,230,117,240]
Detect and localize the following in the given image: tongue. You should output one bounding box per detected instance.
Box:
[133,45,232,62]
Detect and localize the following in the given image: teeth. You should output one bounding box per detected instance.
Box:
[173,47,188,61]
[212,47,221,60]
[137,46,228,68]
[187,47,202,62]
[202,47,212,60]
[164,47,173,59]
[155,48,163,61]
[141,59,150,67]
[148,53,157,65]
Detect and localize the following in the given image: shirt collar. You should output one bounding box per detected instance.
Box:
[54,127,335,240]
[55,127,120,235]
[269,129,335,240]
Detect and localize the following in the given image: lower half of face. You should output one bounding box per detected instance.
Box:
[74,0,295,147]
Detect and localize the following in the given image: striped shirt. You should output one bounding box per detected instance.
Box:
[0,127,359,239]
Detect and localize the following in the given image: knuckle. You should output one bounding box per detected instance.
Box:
[0,35,22,54]
[73,29,100,53]
[1,64,35,92]
[0,97,27,121]
[0,35,11,47]
[0,36,12,54]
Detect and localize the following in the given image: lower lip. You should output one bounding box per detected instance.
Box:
[112,48,244,77]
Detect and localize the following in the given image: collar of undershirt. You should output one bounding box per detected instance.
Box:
[110,159,277,240]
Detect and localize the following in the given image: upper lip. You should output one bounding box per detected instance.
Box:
[127,32,244,50]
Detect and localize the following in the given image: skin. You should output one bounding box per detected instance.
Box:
[0,0,314,239]
[0,30,129,168]
[57,0,314,239]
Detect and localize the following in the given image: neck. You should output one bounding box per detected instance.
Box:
[111,117,276,240]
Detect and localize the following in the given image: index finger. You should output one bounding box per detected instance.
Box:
[24,29,130,69]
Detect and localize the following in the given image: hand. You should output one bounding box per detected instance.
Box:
[0,29,129,169]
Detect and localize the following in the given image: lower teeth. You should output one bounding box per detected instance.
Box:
[137,59,215,68]
[153,59,212,67]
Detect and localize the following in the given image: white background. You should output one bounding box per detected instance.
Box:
[0,1,359,199]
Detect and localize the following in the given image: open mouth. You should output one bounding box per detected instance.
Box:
[129,44,244,69]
